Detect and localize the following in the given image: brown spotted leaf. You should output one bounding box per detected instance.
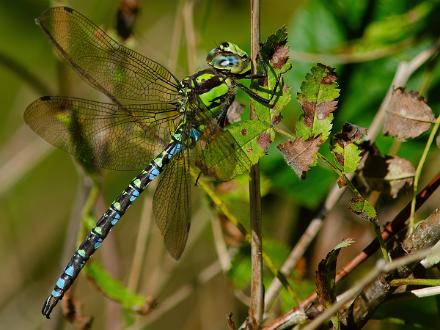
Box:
[296,64,340,142]
[384,88,434,141]
[332,123,367,174]
[277,136,322,178]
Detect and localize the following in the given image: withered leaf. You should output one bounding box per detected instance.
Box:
[384,88,434,141]
[271,45,289,69]
[333,123,367,147]
[360,153,414,198]
[277,136,322,178]
[316,239,354,308]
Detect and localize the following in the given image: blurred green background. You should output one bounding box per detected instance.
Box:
[1,0,440,329]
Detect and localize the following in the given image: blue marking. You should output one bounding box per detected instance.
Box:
[190,128,201,141]
[56,278,65,289]
[52,289,62,298]
[148,167,160,180]
[65,266,74,277]
[111,212,121,225]
[132,189,140,197]
[94,239,103,250]
[169,144,182,156]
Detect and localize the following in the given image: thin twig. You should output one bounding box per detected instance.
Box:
[408,114,440,235]
[182,0,196,73]
[302,245,440,330]
[263,37,440,312]
[0,51,52,95]
[290,39,413,65]
[127,190,154,292]
[0,132,52,198]
[247,0,263,328]
[168,0,184,72]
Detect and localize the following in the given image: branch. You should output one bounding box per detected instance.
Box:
[247,0,263,328]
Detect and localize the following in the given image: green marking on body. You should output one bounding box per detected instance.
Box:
[78,249,86,257]
[133,179,141,188]
[196,72,215,84]
[94,226,102,235]
[154,157,163,167]
[199,83,228,108]
[113,202,122,211]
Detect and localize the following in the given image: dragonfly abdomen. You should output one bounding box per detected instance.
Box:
[42,136,187,318]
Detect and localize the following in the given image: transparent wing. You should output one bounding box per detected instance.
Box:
[192,105,254,181]
[153,152,191,259]
[37,7,180,105]
[24,96,181,171]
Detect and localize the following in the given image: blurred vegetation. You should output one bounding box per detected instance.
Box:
[1,0,440,329]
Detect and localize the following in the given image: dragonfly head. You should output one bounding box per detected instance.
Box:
[207,42,251,75]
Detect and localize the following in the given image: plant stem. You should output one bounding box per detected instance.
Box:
[390,278,440,286]
[248,0,264,327]
[408,114,440,235]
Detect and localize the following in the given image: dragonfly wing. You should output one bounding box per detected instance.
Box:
[24,96,181,171]
[153,152,191,259]
[37,7,180,105]
[192,110,254,181]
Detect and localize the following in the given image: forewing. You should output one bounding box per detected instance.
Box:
[24,96,180,170]
[153,152,191,259]
[37,7,180,105]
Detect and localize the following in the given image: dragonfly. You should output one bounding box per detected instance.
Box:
[25,7,282,318]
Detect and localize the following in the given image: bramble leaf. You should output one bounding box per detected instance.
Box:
[277,136,322,178]
[349,195,377,221]
[332,123,367,174]
[384,88,434,141]
[296,64,340,141]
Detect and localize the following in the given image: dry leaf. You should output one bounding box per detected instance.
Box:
[360,153,415,198]
[277,136,322,178]
[384,88,434,141]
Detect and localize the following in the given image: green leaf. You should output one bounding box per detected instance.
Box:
[84,262,151,314]
[331,123,367,175]
[296,64,340,141]
[349,195,377,221]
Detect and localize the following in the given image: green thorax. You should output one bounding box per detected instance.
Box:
[182,69,234,118]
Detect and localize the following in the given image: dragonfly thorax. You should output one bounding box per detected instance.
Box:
[182,70,235,117]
